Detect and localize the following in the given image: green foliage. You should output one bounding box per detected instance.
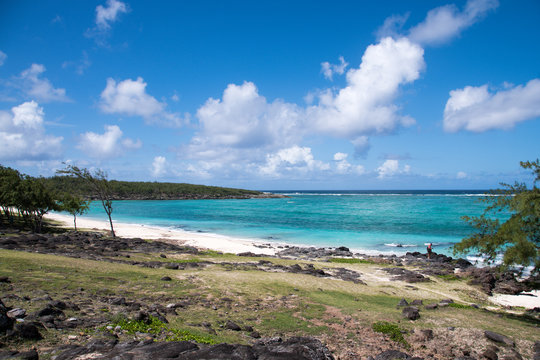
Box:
[454,160,540,275]
[372,321,409,347]
[0,165,60,232]
[110,314,166,334]
[43,175,262,200]
[58,192,89,231]
[329,258,374,264]
[109,314,216,344]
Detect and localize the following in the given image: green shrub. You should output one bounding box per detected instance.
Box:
[372,321,409,347]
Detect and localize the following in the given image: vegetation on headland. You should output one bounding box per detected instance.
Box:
[43,174,265,200]
[453,159,540,275]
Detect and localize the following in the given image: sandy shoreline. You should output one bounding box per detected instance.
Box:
[45,213,277,256]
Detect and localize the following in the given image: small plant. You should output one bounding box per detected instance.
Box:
[372,321,409,348]
[111,314,166,334]
[109,314,216,344]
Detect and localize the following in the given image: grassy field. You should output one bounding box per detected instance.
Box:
[0,239,538,359]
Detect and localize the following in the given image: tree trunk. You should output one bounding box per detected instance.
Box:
[107,212,115,238]
[73,214,77,231]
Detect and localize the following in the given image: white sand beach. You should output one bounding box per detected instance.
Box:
[45,213,277,256]
[489,291,540,310]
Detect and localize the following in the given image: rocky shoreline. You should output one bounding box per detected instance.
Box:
[270,245,538,297]
[1,228,539,359]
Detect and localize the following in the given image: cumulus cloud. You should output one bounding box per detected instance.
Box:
[259,146,329,177]
[457,171,467,179]
[77,125,141,159]
[187,81,303,160]
[0,101,63,161]
[151,156,168,177]
[333,152,364,175]
[183,36,424,179]
[377,159,410,178]
[0,50,6,66]
[100,77,184,126]
[408,0,498,45]
[96,0,128,30]
[310,37,424,138]
[17,64,69,102]
[443,79,540,132]
[321,56,349,81]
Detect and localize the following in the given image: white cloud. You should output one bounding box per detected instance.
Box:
[95,0,127,30]
[377,159,410,178]
[376,13,410,40]
[77,125,141,159]
[18,64,69,102]
[100,77,184,126]
[0,50,6,66]
[259,146,329,177]
[457,171,467,179]
[0,101,63,161]
[321,56,349,81]
[310,37,424,138]
[183,37,423,179]
[333,152,348,162]
[151,156,168,177]
[443,79,540,132]
[187,81,303,160]
[333,152,365,175]
[408,0,498,46]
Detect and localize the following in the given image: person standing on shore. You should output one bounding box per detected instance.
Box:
[427,243,433,259]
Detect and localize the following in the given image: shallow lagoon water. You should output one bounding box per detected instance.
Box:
[82,190,508,256]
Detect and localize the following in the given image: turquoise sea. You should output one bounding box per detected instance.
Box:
[80,190,509,257]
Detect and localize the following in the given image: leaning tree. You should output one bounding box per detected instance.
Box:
[58,165,116,237]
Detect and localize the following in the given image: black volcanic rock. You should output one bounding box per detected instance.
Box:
[53,336,334,360]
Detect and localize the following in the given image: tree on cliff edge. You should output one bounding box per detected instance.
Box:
[453,160,539,275]
[58,165,116,238]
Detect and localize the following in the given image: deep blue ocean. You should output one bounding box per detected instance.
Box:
[80,190,509,256]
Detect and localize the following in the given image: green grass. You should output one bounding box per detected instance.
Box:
[259,310,329,336]
[448,302,473,309]
[329,258,375,264]
[372,321,409,348]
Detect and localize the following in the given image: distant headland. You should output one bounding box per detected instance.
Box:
[43,176,285,200]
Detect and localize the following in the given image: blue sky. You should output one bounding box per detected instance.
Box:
[1,0,539,190]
